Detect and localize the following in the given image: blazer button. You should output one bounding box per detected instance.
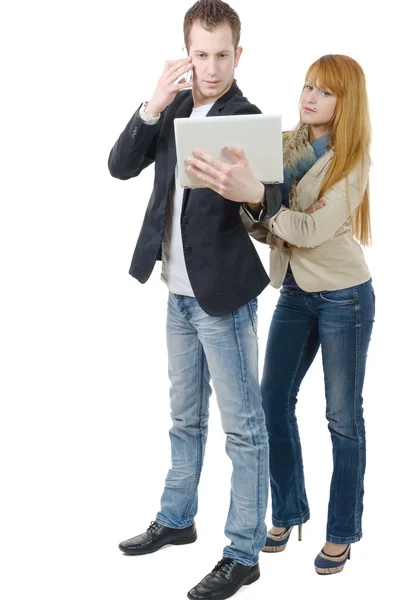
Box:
[185,245,192,253]
[182,216,188,224]
[131,125,139,140]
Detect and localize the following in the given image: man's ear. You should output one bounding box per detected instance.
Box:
[234,46,243,68]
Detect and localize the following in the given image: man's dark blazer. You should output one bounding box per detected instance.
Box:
[108,80,281,316]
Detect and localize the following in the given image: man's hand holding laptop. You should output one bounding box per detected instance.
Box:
[185,145,265,205]
[185,146,326,243]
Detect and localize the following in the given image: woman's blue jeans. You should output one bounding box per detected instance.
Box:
[261,279,375,544]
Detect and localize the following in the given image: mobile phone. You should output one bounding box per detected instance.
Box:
[185,68,193,83]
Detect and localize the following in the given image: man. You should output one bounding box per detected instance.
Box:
[108,2,281,598]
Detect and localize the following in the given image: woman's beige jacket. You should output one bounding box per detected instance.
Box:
[242,150,371,291]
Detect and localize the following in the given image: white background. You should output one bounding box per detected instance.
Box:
[1,1,399,598]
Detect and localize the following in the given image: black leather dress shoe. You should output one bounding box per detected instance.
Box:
[119,521,197,555]
[187,558,260,600]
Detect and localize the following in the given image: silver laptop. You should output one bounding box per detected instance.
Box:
[174,113,283,189]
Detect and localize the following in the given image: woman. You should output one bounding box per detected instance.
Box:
[185,54,375,575]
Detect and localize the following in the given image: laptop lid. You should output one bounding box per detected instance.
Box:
[174,113,283,189]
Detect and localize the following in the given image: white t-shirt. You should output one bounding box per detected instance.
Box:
[161,103,214,296]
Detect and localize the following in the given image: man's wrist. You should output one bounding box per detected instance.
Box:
[244,183,266,219]
[144,101,161,118]
[140,101,161,125]
[247,182,265,206]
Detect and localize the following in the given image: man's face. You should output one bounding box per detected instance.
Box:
[188,20,242,105]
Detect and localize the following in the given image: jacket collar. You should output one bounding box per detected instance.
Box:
[172,78,241,118]
[205,79,242,116]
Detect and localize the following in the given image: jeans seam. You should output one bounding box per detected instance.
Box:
[353,286,362,537]
[252,443,263,562]
[182,339,206,523]
[325,285,366,542]
[226,309,259,561]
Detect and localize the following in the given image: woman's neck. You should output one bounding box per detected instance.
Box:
[309,125,331,144]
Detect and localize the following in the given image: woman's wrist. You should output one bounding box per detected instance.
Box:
[246,201,263,216]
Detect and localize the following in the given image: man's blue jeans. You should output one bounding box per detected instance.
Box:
[155,293,269,566]
[261,279,375,544]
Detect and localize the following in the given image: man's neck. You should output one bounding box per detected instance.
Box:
[192,81,233,108]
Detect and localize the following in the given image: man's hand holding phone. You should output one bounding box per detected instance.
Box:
[145,58,193,117]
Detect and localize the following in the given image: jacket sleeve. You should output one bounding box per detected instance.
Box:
[241,205,269,244]
[240,185,282,244]
[108,104,163,180]
[266,157,370,248]
[242,185,282,223]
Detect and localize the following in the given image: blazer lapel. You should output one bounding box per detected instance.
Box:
[296,149,334,206]
[205,79,241,117]
[311,149,334,179]
[297,149,334,191]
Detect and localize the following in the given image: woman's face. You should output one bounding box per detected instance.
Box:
[300,79,337,132]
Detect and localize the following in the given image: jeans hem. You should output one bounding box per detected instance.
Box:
[155,516,194,529]
[222,551,258,567]
[326,532,362,544]
[272,512,310,527]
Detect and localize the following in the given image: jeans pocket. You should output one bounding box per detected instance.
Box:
[319,288,356,305]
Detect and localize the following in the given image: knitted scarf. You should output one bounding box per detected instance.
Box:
[281,123,330,210]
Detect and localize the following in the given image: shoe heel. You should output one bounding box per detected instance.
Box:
[244,570,260,585]
[298,524,302,542]
[172,533,197,546]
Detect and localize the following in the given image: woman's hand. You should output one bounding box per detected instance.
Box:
[305,198,326,214]
[185,146,265,205]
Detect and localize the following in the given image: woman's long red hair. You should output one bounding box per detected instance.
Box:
[305,55,372,245]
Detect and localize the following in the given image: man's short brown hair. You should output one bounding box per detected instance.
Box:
[183,0,241,51]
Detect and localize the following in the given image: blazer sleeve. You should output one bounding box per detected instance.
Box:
[108,103,163,180]
[267,157,370,248]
